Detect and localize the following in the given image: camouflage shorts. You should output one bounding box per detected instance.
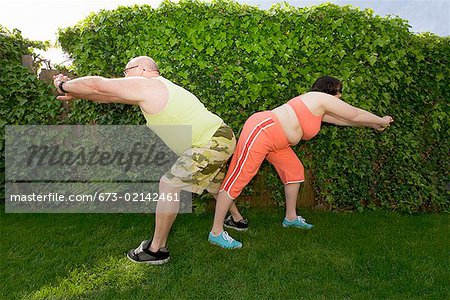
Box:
[162,124,236,195]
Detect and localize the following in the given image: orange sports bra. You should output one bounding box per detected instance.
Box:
[287,96,323,140]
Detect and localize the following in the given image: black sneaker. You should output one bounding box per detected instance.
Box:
[127,240,170,265]
[224,215,249,231]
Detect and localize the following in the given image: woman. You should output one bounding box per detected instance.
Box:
[209,76,394,248]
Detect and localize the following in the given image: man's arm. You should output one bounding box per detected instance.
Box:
[53,74,156,105]
[61,92,138,104]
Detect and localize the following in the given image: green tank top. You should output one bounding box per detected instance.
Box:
[141,76,223,155]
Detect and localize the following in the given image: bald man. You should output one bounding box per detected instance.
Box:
[53,56,246,264]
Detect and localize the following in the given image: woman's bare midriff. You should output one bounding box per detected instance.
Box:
[271,104,303,146]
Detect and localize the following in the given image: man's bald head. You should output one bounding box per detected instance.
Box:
[125,56,159,77]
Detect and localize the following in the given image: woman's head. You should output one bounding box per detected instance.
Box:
[311,76,342,98]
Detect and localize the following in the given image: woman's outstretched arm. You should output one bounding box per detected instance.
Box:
[320,94,393,130]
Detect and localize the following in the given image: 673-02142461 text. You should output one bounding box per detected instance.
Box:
[8,192,180,202]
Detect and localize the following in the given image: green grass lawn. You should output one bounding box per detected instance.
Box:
[1,205,449,299]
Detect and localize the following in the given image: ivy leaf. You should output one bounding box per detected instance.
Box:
[368,54,377,66]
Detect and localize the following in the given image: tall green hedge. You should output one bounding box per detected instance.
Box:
[55,0,449,212]
[0,26,63,200]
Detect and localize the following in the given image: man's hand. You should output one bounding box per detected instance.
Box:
[56,93,77,101]
[53,73,69,93]
[53,74,77,101]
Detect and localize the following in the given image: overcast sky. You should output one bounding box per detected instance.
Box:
[1,0,448,64]
[243,0,449,36]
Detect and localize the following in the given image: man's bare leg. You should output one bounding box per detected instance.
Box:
[150,178,181,252]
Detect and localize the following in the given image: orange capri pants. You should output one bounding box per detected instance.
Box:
[220,111,305,199]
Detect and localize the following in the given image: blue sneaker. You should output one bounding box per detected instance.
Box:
[282,216,313,229]
[208,231,242,249]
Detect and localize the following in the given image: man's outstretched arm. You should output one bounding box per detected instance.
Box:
[53,74,153,105]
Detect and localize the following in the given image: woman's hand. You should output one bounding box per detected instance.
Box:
[374,116,394,132]
[382,116,394,124]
